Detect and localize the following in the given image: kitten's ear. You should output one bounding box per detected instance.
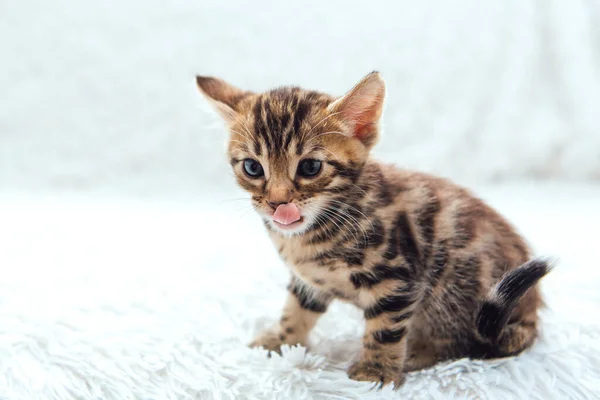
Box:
[328,71,385,147]
[196,76,252,124]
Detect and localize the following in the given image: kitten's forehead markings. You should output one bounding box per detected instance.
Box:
[252,97,270,153]
[250,89,325,158]
[294,138,304,156]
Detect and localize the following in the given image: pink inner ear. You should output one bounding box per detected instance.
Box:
[351,105,381,140]
[332,73,385,143]
[340,92,384,140]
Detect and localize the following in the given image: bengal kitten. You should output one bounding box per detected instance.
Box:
[196,72,551,388]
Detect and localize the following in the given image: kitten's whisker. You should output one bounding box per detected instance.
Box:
[349,183,370,198]
[320,208,356,244]
[321,207,362,245]
[228,129,260,150]
[228,139,248,147]
[305,130,348,145]
[320,207,353,242]
[332,207,369,246]
[229,130,253,142]
[323,201,371,246]
[312,213,335,241]
[310,145,338,160]
[327,198,375,232]
[327,199,372,226]
[213,197,251,207]
[238,203,259,219]
[227,112,255,139]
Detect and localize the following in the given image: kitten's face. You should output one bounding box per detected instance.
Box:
[196,73,385,236]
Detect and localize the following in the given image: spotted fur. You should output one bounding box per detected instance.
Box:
[196,72,551,388]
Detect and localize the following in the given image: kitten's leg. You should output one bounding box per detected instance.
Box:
[403,337,454,372]
[494,290,541,356]
[496,318,538,356]
[403,352,439,372]
[348,295,416,388]
[250,278,331,353]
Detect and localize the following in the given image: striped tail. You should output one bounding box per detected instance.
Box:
[476,258,552,341]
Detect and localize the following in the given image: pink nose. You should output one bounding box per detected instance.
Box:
[267,200,288,210]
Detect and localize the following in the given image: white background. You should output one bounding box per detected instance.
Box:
[2,0,600,199]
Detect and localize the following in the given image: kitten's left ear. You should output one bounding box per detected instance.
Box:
[196,76,253,124]
[328,71,386,148]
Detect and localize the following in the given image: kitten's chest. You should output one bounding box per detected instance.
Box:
[274,236,365,302]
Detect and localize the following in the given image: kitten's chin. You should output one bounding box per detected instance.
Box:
[266,217,310,236]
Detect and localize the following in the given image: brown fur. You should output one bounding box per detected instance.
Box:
[196,72,550,388]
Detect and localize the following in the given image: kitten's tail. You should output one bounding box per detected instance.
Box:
[476,258,552,341]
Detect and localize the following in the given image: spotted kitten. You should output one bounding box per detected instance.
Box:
[196,72,551,388]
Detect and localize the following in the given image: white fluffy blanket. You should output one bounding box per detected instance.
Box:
[0,186,599,399]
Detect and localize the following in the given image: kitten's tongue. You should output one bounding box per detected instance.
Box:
[272,203,301,225]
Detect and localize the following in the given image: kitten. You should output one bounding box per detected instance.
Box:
[196,72,551,388]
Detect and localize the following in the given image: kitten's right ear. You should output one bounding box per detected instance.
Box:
[328,71,385,148]
[195,76,252,123]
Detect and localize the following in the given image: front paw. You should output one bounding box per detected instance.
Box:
[249,329,286,354]
[347,360,405,389]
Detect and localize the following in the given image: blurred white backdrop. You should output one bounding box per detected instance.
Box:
[1,2,600,399]
[1,0,600,198]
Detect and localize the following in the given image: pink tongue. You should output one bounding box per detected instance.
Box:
[272,203,301,225]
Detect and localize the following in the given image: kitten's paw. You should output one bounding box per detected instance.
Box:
[403,354,437,372]
[249,330,285,354]
[347,360,405,389]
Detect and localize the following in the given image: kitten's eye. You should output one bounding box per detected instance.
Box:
[297,159,322,178]
[243,159,264,178]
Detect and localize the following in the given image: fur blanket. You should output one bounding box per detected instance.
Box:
[0,187,598,399]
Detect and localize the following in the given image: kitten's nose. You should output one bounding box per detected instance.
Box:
[267,200,288,210]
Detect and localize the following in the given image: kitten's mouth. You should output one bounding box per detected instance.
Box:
[273,217,305,230]
[272,203,303,229]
